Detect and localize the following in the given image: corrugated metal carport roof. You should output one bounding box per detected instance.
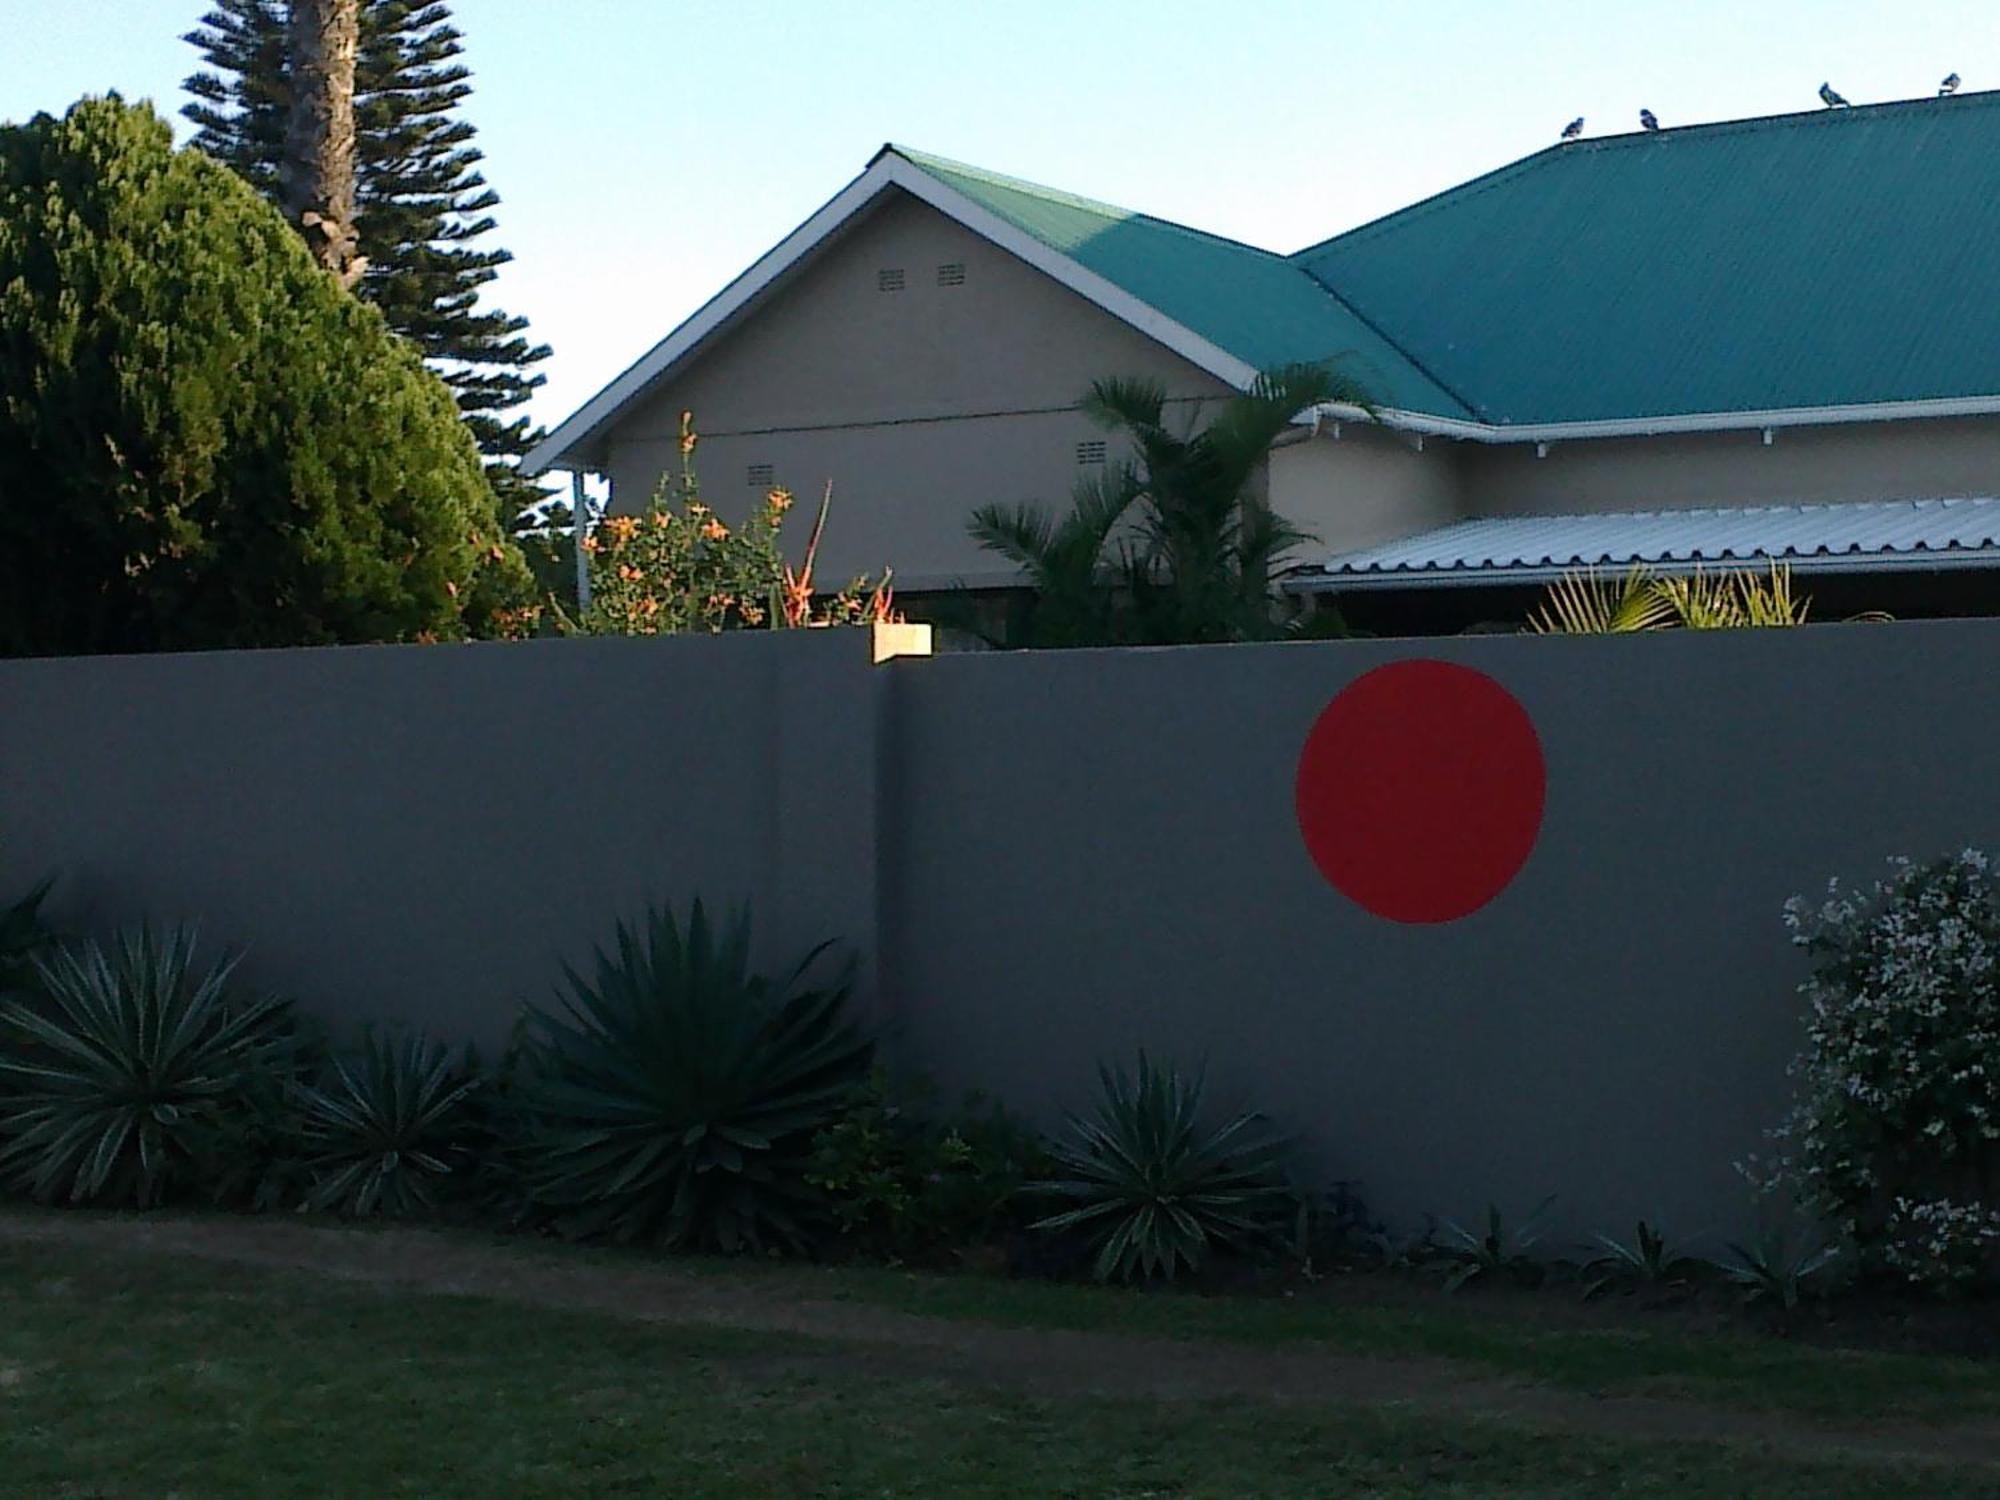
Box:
[1297,498,2000,590]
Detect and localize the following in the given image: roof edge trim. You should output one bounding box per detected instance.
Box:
[1342,391,2000,445]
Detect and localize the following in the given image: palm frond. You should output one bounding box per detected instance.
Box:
[965,502,1056,577]
[1527,566,1674,634]
[1649,570,1737,629]
[1079,375,1169,438]
[1652,564,1808,629]
[1056,461,1145,566]
[1735,562,1809,627]
[1232,499,1315,600]
[1202,362,1377,492]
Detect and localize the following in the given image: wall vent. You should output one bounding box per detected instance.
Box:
[876,267,906,292]
[936,262,967,287]
[1075,440,1108,466]
[747,463,775,488]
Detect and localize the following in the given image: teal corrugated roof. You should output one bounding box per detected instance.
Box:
[1291,93,2000,424]
[890,147,1473,419]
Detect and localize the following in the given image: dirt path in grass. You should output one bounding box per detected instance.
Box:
[4,1209,1996,1470]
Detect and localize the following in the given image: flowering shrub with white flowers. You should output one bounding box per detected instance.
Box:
[1773,851,2000,1291]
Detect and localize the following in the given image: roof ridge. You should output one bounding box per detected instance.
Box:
[1577,85,2000,147]
[1292,88,2000,260]
[886,144,1296,263]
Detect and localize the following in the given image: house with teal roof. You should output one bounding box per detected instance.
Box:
[526,93,2000,628]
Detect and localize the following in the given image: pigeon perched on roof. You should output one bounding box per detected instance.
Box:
[1940,72,1962,96]
[1560,117,1584,140]
[1639,108,1659,131]
[1819,82,1850,107]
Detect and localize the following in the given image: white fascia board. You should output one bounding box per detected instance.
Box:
[874,157,1260,393]
[524,154,1261,477]
[521,161,897,477]
[1319,392,2000,447]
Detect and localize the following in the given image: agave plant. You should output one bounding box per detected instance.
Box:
[292,1029,482,1218]
[509,901,873,1251]
[1437,1196,1558,1292]
[1716,1223,1845,1310]
[1581,1220,1704,1300]
[1032,1054,1296,1283]
[0,926,297,1207]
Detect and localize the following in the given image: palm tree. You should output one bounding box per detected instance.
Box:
[968,363,1372,646]
[962,463,1144,647]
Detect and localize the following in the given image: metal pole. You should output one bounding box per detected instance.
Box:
[570,469,591,612]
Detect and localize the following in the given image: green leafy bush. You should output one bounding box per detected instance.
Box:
[1765,851,2000,1292]
[0,927,299,1206]
[1031,1054,1296,1283]
[509,902,873,1251]
[806,1067,1050,1261]
[291,1030,483,1218]
[0,95,533,655]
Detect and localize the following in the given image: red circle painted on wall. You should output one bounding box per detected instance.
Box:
[1294,660,1546,924]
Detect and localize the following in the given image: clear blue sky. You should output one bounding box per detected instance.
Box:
[6,0,1997,439]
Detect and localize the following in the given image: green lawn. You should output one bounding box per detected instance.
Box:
[695,1254,2000,1426]
[1,1227,1996,1499]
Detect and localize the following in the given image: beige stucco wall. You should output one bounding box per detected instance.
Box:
[1462,414,2000,516]
[1268,426,1463,556]
[601,189,1236,587]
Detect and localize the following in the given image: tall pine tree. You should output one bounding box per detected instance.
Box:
[184,1,551,518]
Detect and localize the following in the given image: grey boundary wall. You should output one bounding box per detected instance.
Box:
[5,619,1998,1236]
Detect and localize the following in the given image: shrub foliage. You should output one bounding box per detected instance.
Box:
[566,415,894,637]
[0,95,532,655]
[1772,852,2000,1290]
[805,1067,1050,1260]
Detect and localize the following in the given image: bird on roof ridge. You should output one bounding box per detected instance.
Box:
[1639,108,1659,130]
[1819,81,1850,107]
[1560,116,1584,140]
[1940,72,1962,96]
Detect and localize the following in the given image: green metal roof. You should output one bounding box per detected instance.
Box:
[1294,92,2000,425]
[889,147,1474,419]
[899,93,2000,427]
